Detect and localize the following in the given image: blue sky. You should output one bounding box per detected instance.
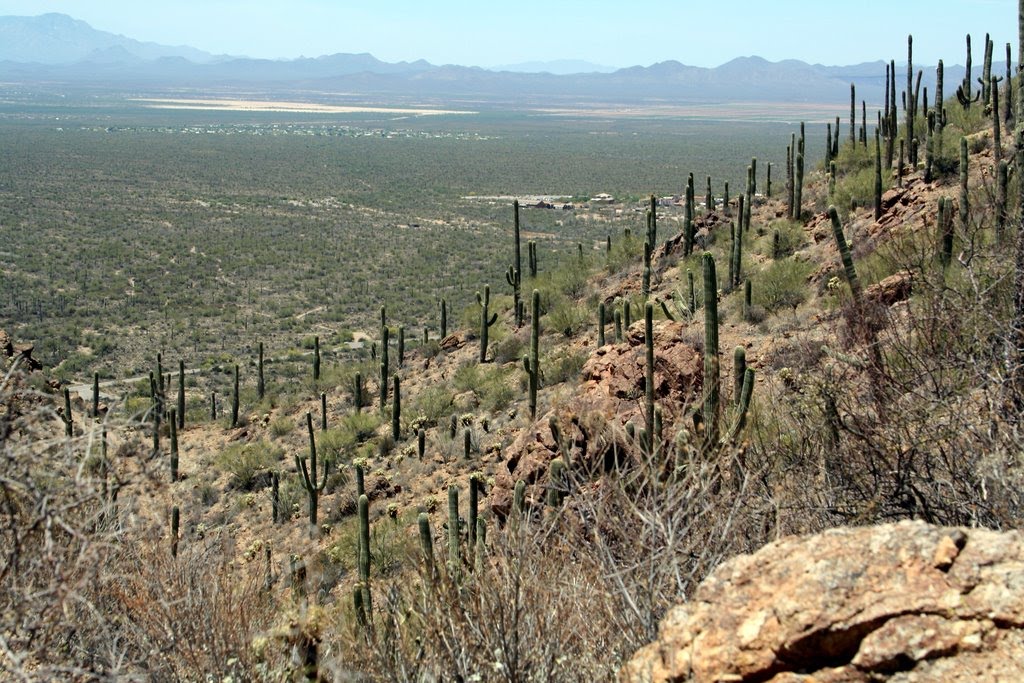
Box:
[0,0,1014,67]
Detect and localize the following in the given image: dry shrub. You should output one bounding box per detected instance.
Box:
[100,535,273,682]
[325,434,774,681]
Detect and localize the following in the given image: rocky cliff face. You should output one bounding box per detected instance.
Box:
[621,520,1024,682]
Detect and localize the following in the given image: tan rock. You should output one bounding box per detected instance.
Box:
[620,521,1024,682]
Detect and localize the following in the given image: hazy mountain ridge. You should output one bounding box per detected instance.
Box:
[0,13,987,106]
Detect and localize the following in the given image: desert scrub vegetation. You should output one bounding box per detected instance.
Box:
[216,439,283,490]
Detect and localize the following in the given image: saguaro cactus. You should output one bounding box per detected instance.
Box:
[874,128,883,220]
[733,346,746,405]
[91,372,99,418]
[598,301,606,347]
[509,200,523,327]
[231,364,240,428]
[398,326,405,368]
[63,387,72,437]
[938,197,955,268]
[829,206,863,301]
[380,326,389,409]
[313,336,321,382]
[547,458,567,508]
[997,160,1009,241]
[447,485,460,580]
[477,285,498,363]
[440,299,448,339]
[959,137,969,235]
[523,289,540,419]
[353,372,363,412]
[296,412,329,529]
[702,253,720,445]
[391,375,401,441]
[170,506,179,558]
[257,341,265,401]
[358,494,371,613]
[644,302,655,456]
[169,408,179,482]
[418,512,434,577]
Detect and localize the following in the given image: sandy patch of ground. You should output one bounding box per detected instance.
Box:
[131,98,476,115]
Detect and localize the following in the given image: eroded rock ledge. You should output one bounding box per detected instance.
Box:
[621,520,1024,682]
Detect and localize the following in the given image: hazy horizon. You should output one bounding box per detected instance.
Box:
[0,1,1014,70]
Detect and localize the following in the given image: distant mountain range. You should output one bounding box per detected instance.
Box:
[0,13,991,107]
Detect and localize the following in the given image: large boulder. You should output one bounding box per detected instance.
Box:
[621,520,1024,682]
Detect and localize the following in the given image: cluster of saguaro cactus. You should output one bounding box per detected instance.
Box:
[789,124,805,221]
[296,412,329,529]
[476,284,498,363]
[703,254,720,445]
[524,289,540,419]
[957,34,981,109]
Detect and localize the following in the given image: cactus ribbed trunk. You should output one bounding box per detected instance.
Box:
[702,253,720,446]
[644,302,655,456]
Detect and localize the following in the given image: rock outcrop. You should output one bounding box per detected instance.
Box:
[621,520,1024,682]
[489,320,702,520]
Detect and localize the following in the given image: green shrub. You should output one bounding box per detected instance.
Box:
[753,258,815,313]
[547,298,590,338]
[543,348,588,386]
[215,439,282,490]
[269,416,294,438]
[320,412,382,461]
[409,385,454,426]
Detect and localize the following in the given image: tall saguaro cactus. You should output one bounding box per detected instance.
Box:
[702,253,720,445]
[508,200,523,327]
[644,302,655,456]
[476,285,499,363]
[358,494,371,614]
[257,341,265,401]
[524,289,541,419]
[1013,0,1024,405]
[231,364,240,428]
[296,412,329,530]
